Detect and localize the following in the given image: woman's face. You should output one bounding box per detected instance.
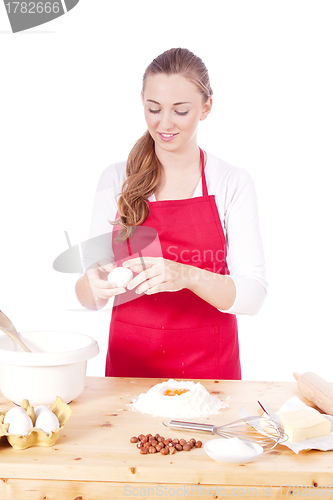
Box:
[142,73,212,154]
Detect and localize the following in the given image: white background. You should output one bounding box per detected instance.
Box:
[1,1,332,381]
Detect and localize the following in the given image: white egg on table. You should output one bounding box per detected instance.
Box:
[35,410,59,435]
[108,267,133,288]
[3,406,27,425]
[34,405,52,418]
[8,413,33,436]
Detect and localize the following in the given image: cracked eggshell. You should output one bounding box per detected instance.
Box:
[0,396,72,449]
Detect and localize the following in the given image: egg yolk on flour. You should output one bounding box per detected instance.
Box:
[164,389,189,396]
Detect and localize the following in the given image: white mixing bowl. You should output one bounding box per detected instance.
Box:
[0,331,99,405]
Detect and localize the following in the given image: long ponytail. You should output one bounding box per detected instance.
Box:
[114,131,161,238]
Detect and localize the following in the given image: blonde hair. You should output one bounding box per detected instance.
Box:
[115,48,212,238]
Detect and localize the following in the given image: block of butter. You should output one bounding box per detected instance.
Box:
[279,410,331,442]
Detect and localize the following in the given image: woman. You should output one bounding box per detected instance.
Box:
[75,48,267,380]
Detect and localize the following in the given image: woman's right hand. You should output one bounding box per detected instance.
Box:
[87,261,127,300]
[75,260,126,310]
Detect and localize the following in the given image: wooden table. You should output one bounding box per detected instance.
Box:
[0,377,332,499]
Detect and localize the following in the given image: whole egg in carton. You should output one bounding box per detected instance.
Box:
[0,396,72,449]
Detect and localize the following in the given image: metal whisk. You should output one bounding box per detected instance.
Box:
[163,415,288,449]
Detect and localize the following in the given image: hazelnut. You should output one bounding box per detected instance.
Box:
[133,431,201,456]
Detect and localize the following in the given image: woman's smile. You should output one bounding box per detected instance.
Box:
[158,132,179,141]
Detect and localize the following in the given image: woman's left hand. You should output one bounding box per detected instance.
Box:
[123,255,237,310]
[123,257,192,295]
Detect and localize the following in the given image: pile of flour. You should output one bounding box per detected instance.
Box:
[130,379,226,418]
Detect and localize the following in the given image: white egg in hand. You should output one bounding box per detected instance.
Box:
[8,413,33,436]
[35,410,59,435]
[4,406,26,425]
[108,267,133,288]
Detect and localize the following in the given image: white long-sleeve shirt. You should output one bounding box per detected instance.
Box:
[82,152,268,316]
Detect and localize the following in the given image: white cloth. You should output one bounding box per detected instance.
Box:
[82,152,267,316]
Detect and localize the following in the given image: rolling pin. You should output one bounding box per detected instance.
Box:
[293,372,333,416]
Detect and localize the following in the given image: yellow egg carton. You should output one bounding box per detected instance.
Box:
[0,396,72,450]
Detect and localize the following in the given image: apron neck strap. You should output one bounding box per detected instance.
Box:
[199,148,208,197]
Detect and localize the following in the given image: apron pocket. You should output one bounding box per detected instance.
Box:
[108,320,220,379]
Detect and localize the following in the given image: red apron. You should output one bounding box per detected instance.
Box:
[105,149,241,380]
